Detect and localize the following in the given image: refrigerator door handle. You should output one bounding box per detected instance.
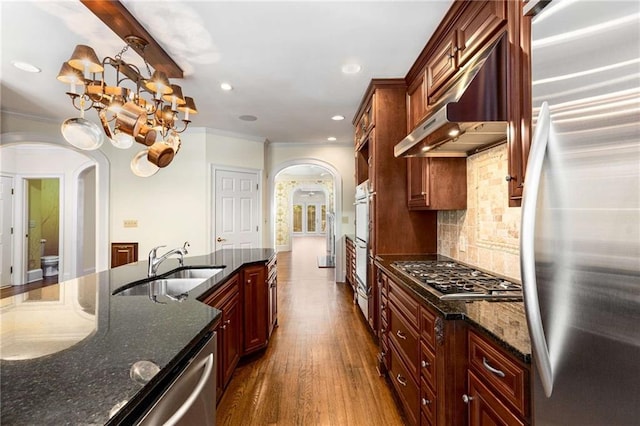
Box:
[521,101,554,397]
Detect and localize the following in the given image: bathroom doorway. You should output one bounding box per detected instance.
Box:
[25,178,61,284]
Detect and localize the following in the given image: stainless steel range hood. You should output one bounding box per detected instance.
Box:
[394,34,508,158]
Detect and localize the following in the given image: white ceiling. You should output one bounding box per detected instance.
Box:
[1,1,453,145]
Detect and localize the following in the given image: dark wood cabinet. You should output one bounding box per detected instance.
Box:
[202,273,241,402]
[407,157,467,210]
[242,264,268,354]
[456,1,507,67]
[426,32,459,104]
[377,267,468,426]
[199,257,277,404]
[465,330,530,424]
[404,0,529,206]
[110,242,138,268]
[467,371,525,426]
[407,70,427,132]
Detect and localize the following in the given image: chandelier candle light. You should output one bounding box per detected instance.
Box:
[57,36,197,177]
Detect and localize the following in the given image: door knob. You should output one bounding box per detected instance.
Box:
[216,237,227,242]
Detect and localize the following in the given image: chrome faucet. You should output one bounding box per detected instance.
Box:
[148,241,190,277]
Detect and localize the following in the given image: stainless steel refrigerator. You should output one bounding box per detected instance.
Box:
[521,1,640,424]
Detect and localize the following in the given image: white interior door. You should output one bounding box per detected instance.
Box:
[1,175,14,286]
[214,169,259,250]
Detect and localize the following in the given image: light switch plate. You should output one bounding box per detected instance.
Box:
[123,219,138,228]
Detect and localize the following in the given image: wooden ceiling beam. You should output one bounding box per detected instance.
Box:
[80,0,183,78]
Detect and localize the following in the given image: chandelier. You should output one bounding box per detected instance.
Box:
[57,36,197,177]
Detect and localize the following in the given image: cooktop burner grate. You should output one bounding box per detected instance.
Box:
[391,260,522,301]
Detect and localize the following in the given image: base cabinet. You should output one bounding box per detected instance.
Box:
[202,274,241,402]
[200,256,277,404]
[466,371,524,426]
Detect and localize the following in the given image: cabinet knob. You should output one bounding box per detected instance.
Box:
[421,360,430,368]
[421,398,431,406]
[462,394,474,404]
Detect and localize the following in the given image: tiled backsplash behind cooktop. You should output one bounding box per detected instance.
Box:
[438,144,521,281]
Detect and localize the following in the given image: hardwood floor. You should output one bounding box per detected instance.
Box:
[0,275,59,299]
[216,237,405,425]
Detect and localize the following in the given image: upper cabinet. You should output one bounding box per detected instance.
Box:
[404,0,530,206]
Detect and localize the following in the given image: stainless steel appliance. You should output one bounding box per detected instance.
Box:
[138,332,216,425]
[391,260,522,301]
[522,1,640,424]
[354,181,370,316]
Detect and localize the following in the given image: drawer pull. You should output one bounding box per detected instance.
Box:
[396,330,407,340]
[482,357,506,378]
[421,397,431,406]
[396,374,407,387]
[421,360,430,368]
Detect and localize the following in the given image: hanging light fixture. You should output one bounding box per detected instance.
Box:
[57,36,198,177]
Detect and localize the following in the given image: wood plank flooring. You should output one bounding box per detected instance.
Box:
[216,236,405,425]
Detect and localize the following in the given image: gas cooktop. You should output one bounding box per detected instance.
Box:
[391,260,522,301]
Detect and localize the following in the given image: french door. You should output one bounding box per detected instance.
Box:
[292,203,326,235]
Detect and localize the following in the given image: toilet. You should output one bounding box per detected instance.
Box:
[41,255,59,277]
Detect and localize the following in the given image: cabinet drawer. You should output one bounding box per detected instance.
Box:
[420,376,437,425]
[420,305,437,351]
[202,274,240,307]
[388,304,420,380]
[388,278,420,327]
[468,330,529,417]
[389,343,420,426]
[420,342,437,390]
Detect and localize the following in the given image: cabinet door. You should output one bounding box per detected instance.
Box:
[111,242,138,267]
[457,1,507,67]
[426,32,458,105]
[222,294,242,387]
[406,70,427,132]
[467,371,524,426]
[243,265,268,354]
[407,157,429,208]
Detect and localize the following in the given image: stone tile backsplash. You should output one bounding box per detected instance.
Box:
[437,144,521,281]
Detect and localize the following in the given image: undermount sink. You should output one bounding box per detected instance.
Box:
[163,267,224,280]
[114,267,224,298]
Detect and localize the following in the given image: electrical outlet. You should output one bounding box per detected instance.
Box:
[459,235,467,252]
[342,216,349,224]
[123,219,138,228]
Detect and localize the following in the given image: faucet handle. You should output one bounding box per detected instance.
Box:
[150,245,167,256]
[182,241,190,253]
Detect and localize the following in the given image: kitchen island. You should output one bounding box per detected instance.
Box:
[0,248,275,425]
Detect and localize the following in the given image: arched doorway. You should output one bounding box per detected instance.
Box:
[0,134,109,285]
[269,159,343,277]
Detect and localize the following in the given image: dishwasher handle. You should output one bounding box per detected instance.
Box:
[163,353,214,426]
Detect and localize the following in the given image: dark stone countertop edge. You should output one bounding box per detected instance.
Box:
[375,254,532,364]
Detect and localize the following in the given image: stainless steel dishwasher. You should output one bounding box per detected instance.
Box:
[138,332,216,426]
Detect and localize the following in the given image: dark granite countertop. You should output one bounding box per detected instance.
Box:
[0,248,275,425]
[375,254,531,364]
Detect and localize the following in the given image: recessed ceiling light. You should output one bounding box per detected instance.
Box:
[327,137,337,142]
[331,115,345,121]
[341,63,361,74]
[239,115,257,122]
[220,82,233,91]
[12,61,41,73]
